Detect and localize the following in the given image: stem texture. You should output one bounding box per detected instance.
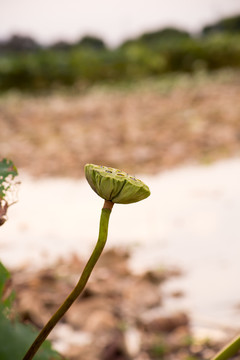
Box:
[22,204,112,360]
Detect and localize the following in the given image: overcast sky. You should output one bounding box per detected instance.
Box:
[1,0,240,46]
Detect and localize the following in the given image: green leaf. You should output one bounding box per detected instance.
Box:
[0,262,10,299]
[0,158,18,199]
[0,262,15,311]
[0,313,61,360]
[0,158,18,180]
[0,263,62,360]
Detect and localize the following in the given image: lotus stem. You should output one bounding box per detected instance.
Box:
[22,200,113,360]
[211,334,240,360]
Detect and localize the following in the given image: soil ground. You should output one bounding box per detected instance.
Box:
[11,249,231,360]
[0,70,240,178]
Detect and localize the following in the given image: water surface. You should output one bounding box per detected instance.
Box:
[1,158,240,337]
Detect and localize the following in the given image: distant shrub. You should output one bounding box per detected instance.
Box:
[76,35,107,50]
[140,27,191,43]
[0,35,41,53]
[202,14,240,35]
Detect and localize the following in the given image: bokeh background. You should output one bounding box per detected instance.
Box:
[0,0,240,176]
[1,1,240,359]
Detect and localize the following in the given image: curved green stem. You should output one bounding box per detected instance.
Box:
[211,335,240,360]
[22,200,113,360]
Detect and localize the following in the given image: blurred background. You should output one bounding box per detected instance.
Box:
[1,1,240,359]
[0,0,240,176]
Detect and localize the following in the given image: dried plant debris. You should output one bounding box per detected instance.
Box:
[11,249,234,360]
[1,77,240,178]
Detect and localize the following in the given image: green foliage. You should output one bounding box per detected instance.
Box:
[0,262,12,309]
[0,15,240,92]
[202,14,240,35]
[138,27,191,46]
[0,35,41,53]
[76,35,106,50]
[0,262,61,360]
[0,159,18,200]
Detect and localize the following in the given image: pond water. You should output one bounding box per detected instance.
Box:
[1,158,240,338]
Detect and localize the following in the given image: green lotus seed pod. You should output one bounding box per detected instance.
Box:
[85,164,150,204]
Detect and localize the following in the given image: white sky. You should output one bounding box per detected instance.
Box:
[0,0,240,46]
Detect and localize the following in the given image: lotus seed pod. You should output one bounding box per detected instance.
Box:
[85,164,150,204]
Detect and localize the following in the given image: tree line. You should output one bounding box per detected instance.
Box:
[0,14,239,92]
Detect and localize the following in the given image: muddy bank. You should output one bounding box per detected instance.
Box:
[1,74,240,177]
[11,249,226,360]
